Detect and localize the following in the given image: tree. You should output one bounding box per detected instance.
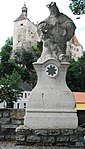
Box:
[0,37,23,106]
[15,41,43,70]
[69,0,85,15]
[32,41,43,59]
[14,41,42,87]
[0,70,22,107]
[0,37,13,64]
[66,53,85,92]
[0,37,36,87]
[0,37,14,78]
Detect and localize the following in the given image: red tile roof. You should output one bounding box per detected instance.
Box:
[71,36,81,46]
[73,92,85,103]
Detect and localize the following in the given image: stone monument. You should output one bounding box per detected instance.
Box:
[24,2,78,129]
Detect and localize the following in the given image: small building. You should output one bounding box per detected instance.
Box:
[67,36,83,61]
[14,82,32,109]
[0,82,32,109]
[73,92,85,127]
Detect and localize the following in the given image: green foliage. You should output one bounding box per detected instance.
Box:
[15,41,43,70]
[69,0,85,15]
[17,66,30,82]
[0,37,22,104]
[21,50,35,70]
[0,59,18,78]
[1,37,13,64]
[66,54,85,92]
[0,70,22,103]
[0,37,14,78]
[14,41,42,87]
[32,41,43,59]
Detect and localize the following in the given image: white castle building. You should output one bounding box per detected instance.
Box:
[67,36,83,61]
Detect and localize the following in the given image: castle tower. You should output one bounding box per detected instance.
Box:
[12,3,39,59]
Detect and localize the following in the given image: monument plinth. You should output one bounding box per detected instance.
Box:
[24,59,78,129]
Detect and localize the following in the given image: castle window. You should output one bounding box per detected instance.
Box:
[74,48,76,51]
[77,48,79,52]
[25,93,27,98]
[21,93,23,98]
[24,103,26,108]
[20,23,23,26]
[17,103,20,109]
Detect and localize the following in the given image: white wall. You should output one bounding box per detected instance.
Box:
[13,19,39,51]
[14,91,31,109]
[67,42,83,61]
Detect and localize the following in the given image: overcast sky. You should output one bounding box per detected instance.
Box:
[0,0,85,50]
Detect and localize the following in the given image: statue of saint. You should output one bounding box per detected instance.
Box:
[37,2,76,62]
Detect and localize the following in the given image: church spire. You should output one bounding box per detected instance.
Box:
[22,3,27,17]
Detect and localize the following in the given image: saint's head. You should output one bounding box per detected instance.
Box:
[46,2,60,16]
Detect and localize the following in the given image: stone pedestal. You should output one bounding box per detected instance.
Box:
[24,59,78,129]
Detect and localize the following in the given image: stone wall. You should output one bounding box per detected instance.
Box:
[0,108,85,148]
[16,126,85,148]
[0,108,25,141]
